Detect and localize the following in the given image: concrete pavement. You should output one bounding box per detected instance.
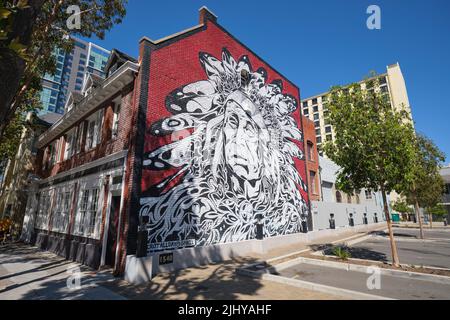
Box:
[0,243,125,300]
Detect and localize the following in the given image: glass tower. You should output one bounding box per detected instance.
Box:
[40,37,110,115]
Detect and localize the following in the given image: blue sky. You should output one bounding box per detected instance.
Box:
[82,0,450,163]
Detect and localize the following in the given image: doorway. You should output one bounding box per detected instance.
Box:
[105,196,121,267]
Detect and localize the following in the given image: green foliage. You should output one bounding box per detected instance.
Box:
[426,204,447,217]
[400,134,446,209]
[0,87,42,163]
[392,199,413,214]
[323,76,417,195]
[0,0,128,136]
[332,246,351,260]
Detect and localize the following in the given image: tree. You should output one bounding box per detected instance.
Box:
[426,204,447,227]
[0,0,128,137]
[323,76,416,267]
[400,134,445,235]
[392,199,413,216]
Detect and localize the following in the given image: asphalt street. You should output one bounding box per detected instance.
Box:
[279,262,450,300]
[349,228,450,268]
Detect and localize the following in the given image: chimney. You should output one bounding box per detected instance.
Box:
[199,6,217,24]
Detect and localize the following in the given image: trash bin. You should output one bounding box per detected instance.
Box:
[301,220,308,233]
[329,214,336,229]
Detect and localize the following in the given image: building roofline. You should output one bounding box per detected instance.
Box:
[139,24,205,45]
[301,71,389,102]
[138,7,300,92]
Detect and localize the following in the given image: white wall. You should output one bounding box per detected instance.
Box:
[311,201,385,231]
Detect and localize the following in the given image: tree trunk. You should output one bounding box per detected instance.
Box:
[429,213,433,229]
[414,195,424,239]
[381,188,400,267]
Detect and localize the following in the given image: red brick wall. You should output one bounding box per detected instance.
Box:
[302,117,321,201]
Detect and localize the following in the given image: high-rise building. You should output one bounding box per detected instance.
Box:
[301,63,412,156]
[40,37,110,115]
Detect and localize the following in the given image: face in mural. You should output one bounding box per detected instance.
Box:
[140,48,309,252]
[223,93,264,183]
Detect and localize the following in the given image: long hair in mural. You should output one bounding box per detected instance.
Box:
[140,48,308,252]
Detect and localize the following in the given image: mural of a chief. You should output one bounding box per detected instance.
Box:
[140,48,308,253]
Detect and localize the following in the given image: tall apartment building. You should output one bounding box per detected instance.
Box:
[301,63,412,156]
[40,37,110,115]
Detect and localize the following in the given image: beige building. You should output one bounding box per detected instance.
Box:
[0,113,60,237]
[301,63,413,205]
[301,63,412,156]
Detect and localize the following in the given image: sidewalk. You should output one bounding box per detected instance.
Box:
[0,243,125,300]
[0,224,386,300]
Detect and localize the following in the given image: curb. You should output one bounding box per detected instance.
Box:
[275,256,450,285]
[236,267,393,300]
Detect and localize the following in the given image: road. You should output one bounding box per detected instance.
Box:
[278,262,450,300]
[349,228,450,268]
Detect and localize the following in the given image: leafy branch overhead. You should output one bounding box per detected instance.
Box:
[0,0,128,141]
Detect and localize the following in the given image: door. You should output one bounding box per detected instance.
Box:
[105,196,120,267]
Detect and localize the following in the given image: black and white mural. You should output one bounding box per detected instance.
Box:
[140,48,309,253]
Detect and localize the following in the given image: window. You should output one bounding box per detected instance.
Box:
[315,128,321,136]
[302,101,308,108]
[76,187,101,238]
[112,104,121,138]
[86,120,95,150]
[77,190,89,235]
[365,190,373,200]
[312,98,318,105]
[64,133,73,160]
[326,134,332,141]
[325,126,332,133]
[313,113,319,120]
[36,192,52,230]
[307,141,314,161]
[445,184,450,195]
[52,192,63,232]
[313,106,319,113]
[76,123,84,153]
[316,136,322,144]
[309,171,317,194]
[314,121,320,128]
[87,188,99,236]
[51,190,71,234]
[85,110,103,151]
[321,95,328,103]
[336,191,342,203]
[303,108,309,116]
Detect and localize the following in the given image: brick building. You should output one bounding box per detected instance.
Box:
[23,7,315,280]
[302,117,321,202]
